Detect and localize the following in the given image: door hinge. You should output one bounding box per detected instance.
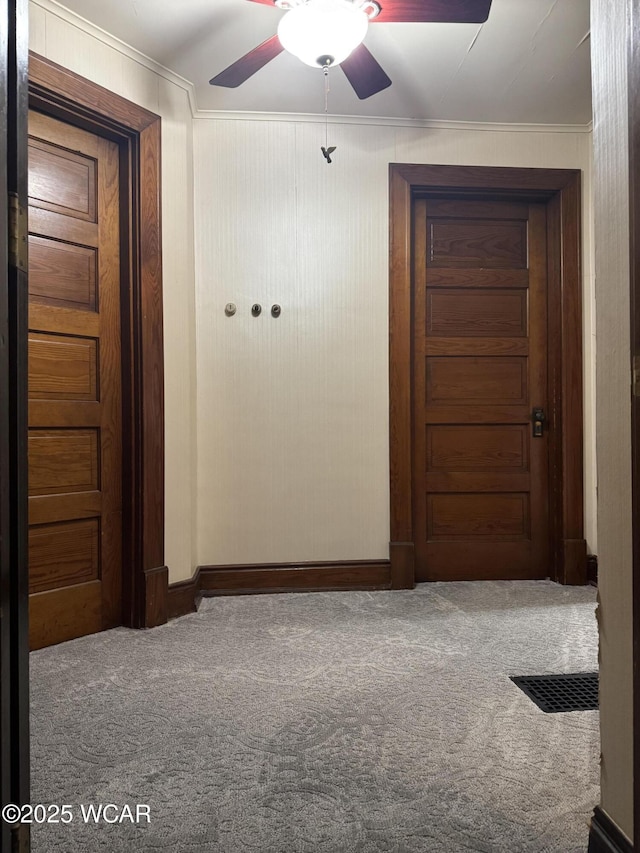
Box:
[634,356,640,398]
[11,823,30,853]
[8,192,27,272]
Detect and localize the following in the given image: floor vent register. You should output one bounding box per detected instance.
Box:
[509,672,599,713]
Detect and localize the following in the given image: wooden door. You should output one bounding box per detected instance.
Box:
[412,197,549,581]
[27,110,122,649]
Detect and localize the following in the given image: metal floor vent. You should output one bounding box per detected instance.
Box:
[509,672,599,713]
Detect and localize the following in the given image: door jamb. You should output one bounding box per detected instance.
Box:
[388,163,585,589]
[1,1,30,849]
[28,53,167,629]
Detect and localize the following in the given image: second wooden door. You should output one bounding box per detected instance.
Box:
[27,110,122,649]
[412,197,550,581]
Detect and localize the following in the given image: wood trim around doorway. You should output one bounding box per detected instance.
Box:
[28,53,167,629]
[388,163,585,589]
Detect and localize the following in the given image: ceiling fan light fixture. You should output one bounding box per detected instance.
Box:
[277,0,370,68]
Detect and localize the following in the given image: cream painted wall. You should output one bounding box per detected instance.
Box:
[591,0,634,839]
[194,116,596,566]
[29,0,198,583]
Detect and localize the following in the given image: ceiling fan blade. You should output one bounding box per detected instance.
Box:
[372,0,492,24]
[340,44,392,100]
[209,34,283,87]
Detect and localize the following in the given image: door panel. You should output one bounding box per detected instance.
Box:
[427,493,530,538]
[426,425,528,470]
[29,236,97,310]
[429,219,528,268]
[426,357,528,403]
[28,518,99,594]
[28,138,97,220]
[27,110,122,649]
[28,333,98,400]
[412,198,549,581]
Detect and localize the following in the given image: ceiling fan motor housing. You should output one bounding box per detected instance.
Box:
[277,0,372,68]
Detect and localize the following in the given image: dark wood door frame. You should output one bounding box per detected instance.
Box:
[28,53,167,629]
[389,164,585,590]
[1,0,30,849]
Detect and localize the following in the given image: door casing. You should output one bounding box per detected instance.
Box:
[1,0,30,849]
[28,53,167,629]
[388,163,585,590]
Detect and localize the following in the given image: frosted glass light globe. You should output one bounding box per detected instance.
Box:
[277,0,369,68]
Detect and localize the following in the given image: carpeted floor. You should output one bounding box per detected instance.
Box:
[30,581,599,853]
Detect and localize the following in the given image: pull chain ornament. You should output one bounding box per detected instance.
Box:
[321,64,336,164]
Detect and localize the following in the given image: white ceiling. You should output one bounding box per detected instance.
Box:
[55,0,592,124]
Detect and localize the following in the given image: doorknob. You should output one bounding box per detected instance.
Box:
[532,407,546,437]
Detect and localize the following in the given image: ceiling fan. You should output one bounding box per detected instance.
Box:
[210,0,493,100]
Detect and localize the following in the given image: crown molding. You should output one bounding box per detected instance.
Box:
[32,0,593,135]
[193,108,593,133]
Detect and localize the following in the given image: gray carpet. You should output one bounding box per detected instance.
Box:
[30,581,599,853]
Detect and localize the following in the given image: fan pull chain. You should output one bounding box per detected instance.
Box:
[321,65,336,164]
[324,64,329,149]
